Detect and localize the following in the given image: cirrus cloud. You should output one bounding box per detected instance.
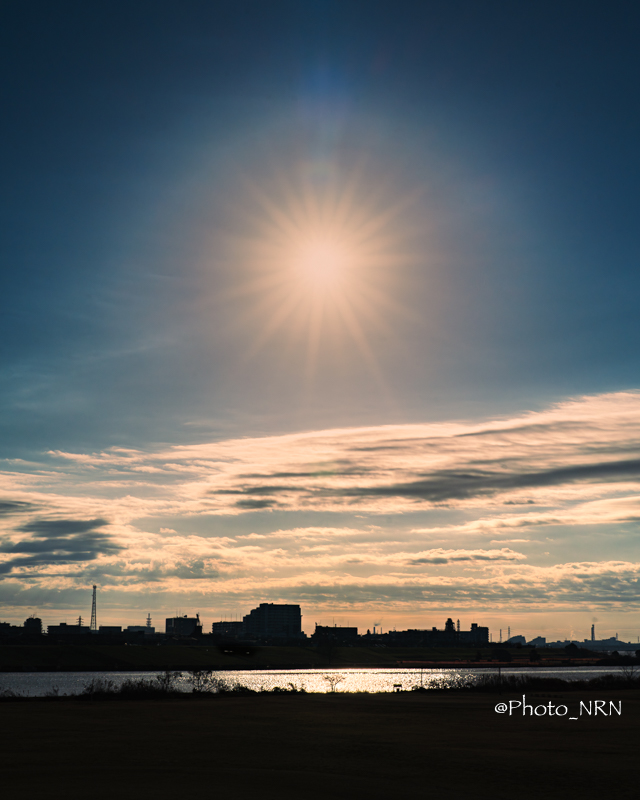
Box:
[2,391,640,625]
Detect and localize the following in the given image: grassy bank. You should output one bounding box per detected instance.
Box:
[0,643,612,671]
[0,643,322,671]
[1,690,637,799]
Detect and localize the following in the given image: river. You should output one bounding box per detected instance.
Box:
[0,666,630,696]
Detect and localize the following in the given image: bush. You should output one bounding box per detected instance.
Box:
[267,683,307,694]
[227,683,256,694]
[187,669,227,693]
[80,673,185,700]
[155,671,183,692]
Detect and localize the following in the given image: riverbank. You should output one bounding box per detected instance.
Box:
[0,643,616,671]
[1,690,637,799]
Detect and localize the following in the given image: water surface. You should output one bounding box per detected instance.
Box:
[0,666,628,697]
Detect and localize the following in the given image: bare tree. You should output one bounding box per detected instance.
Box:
[155,671,182,692]
[187,669,228,693]
[620,663,638,682]
[323,674,345,693]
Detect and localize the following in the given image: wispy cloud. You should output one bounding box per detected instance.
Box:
[2,391,640,618]
[37,390,640,515]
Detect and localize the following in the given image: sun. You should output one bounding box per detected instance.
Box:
[213,160,419,385]
[294,239,350,290]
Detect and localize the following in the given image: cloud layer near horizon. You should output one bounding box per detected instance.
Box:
[2,391,640,624]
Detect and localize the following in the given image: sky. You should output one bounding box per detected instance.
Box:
[2,0,640,640]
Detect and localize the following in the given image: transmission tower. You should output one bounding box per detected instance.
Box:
[90,585,97,631]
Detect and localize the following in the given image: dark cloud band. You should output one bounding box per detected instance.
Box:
[0,517,120,577]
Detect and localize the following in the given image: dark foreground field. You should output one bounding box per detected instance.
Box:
[1,690,637,800]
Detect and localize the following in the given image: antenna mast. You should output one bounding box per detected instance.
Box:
[90,585,97,631]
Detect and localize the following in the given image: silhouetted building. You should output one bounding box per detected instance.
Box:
[166,615,202,636]
[47,622,91,636]
[243,603,302,639]
[0,617,44,640]
[98,626,122,634]
[24,616,43,635]
[0,622,20,638]
[312,625,358,645]
[127,625,155,635]
[211,621,244,638]
[384,620,489,647]
[458,623,489,645]
[426,617,460,645]
[383,628,429,646]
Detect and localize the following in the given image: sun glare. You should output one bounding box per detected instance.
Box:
[294,239,350,289]
[213,160,421,387]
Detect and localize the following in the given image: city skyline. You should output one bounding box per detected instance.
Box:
[2,3,640,642]
[7,602,640,647]
[3,584,639,644]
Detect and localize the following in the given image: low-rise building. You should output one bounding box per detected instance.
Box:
[211,621,244,638]
[458,623,490,645]
[311,625,358,645]
[166,615,202,636]
[98,626,122,635]
[47,622,91,636]
[127,625,156,635]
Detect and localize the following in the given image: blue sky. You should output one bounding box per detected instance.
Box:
[2,1,640,639]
